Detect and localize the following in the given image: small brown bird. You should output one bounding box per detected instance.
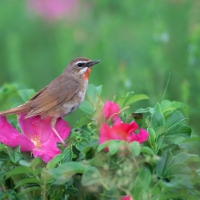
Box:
[0,57,100,144]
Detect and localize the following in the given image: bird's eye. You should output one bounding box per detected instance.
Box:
[77,62,84,67]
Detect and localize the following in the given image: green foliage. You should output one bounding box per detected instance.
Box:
[0,84,200,200]
[0,0,199,132]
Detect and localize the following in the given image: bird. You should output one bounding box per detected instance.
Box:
[0,57,100,144]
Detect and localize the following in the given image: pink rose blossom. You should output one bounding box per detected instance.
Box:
[121,196,133,200]
[102,101,120,121]
[0,114,70,163]
[99,121,148,144]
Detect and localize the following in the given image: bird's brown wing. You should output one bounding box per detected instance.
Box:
[26,74,79,118]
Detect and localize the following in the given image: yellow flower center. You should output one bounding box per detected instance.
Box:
[30,135,42,149]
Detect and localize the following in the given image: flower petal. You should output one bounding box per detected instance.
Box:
[32,133,61,163]
[121,196,132,200]
[19,114,70,143]
[99,121,148,144]
[54,118,71,142]
[102,101,120,121]
[99,124,111,144]
[0,116,34,151]
[130,128,149,143]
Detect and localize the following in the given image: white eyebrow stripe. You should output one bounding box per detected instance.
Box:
[75,61,88,65]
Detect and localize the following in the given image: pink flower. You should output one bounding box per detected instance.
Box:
[27,0,79,22]
[102,101,120,121]
[120,196,133,200]
[99,121,148,144]
[0,114,70,163]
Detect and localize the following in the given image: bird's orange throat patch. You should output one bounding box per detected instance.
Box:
[83,67,92,80]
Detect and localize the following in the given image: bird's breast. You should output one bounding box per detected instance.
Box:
[61,88,87,116]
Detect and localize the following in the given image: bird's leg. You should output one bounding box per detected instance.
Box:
[51,117,65,144]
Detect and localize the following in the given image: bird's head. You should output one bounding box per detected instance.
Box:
[65,57,100,80]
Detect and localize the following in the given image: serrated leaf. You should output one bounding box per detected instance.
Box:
[76,139,89,151]
[165,124,191,139]
[79,101,95,115]
[62,146,73,163]
[166,110,185,127]
[150,112,165,129]
[82,166,102,186]
[164,164,192,178]
[161,100,185,115]
[155,151,173,177]
[14,178,41,189]
[129,142,141,156]
[18,89,35,102]
[171,152,199,166]
[6,166,35,179]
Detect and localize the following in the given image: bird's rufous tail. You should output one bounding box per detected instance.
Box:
[0,104,30,116]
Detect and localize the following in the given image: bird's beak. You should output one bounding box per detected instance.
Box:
[86,60,100,67]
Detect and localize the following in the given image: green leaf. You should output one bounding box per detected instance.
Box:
[0,144,6,152]
[14,178,41,189]
[165,124,191,139]
[82,166,102,186]
[133,168,151,199]
[148,128,156,146]
[46,154,63,169]
[6,146,21,163]
[76,139,89,151]
[6,166,35,179]
[79,101,95,115]
[88,156,105,167]
[75,115,92,127]
[117,91,134,107]
[124,94,149,107]
[129,142,141,156]
[166,110,185,127]
[86,84,102,103]
[18,89,35,102]
[49,162,88,180]
[171,152,199,166]
[161,100,185,115]
[141,147,155,156]
[18,186,41,197]
[62,146,73,163]
[117,92,149,108]
[150,112,165,129]
[97,141,110,152]
[135,107,151,114]
[108,140,121,155]
[179,137,200,152]
[155,151,173,177]
[31,157,42,168]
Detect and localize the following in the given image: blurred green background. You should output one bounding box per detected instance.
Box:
[0,0,200,132]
